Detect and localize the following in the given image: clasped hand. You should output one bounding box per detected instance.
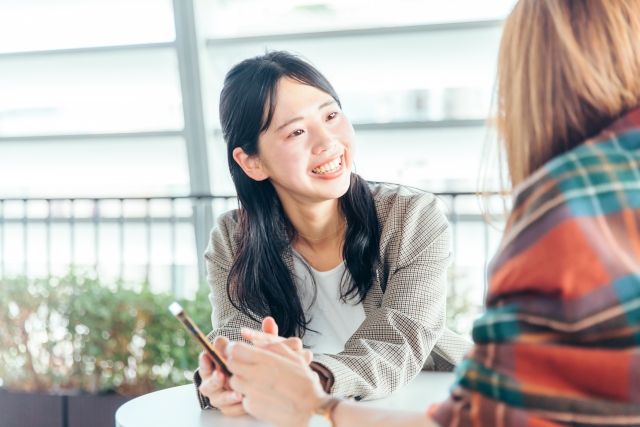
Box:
[198,317,326,423]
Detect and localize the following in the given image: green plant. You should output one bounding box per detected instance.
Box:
[0,272,212,396]
[0,267,483,396]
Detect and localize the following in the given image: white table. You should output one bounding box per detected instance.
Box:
[115,372,455,427]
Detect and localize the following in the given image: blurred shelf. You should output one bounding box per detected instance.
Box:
[0,42,176,59]
[0,130,184,143]
[212,119,486,137]
[353,119,486,131]
[207,19,503,46]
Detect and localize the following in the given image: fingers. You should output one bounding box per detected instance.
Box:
[244,332,302,354]
[302,349,313,365]
[261,316,278,336]
[209,336,231,379]
[200,370,247,416]
[242,330,304,359]
[218,390,244,407]
[199,369,225,395]
[225,342,268,365]
[198,352,215,378]
[207,390,242,409]
[254,341,304,363]
[225,343,290,384]
[214,335,229,353]
[226,341,310,387]
[220,402,247,417]
[228,371,252,395]
[240,316,281,344]
[285,337,304,352]
[211,389,245,416]
[226,341,302,366]
[241,328,285,345]
[227,341,303,367]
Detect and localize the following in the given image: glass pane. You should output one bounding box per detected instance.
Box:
[0,137,190,198]
[202,0,517,38]
[355,126,486,192]
[0,48,183,136]
[0,0,175,53]
[340,88,492,123]
[203,25,501,139]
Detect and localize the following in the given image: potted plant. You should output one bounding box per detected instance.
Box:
[0,272,211,427]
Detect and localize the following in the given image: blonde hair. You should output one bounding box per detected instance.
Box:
[496,0,640,187]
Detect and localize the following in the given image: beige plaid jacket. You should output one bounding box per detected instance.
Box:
[194,182,472,408]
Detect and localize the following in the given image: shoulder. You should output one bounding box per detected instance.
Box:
[205,209,240,266]
[367,182,450,264]
[367,182,442,226]
[215,209,240,234]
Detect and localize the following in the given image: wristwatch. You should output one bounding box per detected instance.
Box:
[308,396,345,427]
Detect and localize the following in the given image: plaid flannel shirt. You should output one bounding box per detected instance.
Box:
[194,183,472,409]
[432,108,640,427]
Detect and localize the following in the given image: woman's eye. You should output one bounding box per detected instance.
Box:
[327,112,338,121]
[289,129,304,137]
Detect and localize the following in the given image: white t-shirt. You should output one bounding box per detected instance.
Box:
[292,250,367,355]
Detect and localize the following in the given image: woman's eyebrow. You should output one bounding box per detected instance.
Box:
[318,99,336,109]
[276,116,303,132]
[275,99,337,131]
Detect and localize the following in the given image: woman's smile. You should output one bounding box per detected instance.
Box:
[310,154,345,179]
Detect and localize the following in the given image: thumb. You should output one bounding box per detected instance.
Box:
[302,349,313,365]
[262,316,279,336]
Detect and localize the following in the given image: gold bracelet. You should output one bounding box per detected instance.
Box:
[311,396,346,427]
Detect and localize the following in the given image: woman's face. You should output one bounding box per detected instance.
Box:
[237,77,355,205]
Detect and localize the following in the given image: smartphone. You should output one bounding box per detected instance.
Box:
[168,302,231,377]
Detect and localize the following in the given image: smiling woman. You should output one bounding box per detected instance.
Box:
[193,51,471,415]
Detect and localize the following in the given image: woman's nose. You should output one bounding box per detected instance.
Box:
[311,125,337,154]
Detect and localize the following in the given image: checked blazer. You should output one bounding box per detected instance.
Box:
[194,182,472,409]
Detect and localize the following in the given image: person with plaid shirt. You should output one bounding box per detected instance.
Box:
[200,1,640,426]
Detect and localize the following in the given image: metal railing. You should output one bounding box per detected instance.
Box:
[0,196,234,295]
[0,192,503,298]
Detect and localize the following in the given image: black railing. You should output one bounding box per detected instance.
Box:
[0,193,503,298]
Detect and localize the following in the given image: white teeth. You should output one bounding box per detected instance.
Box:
[312,158,342,174]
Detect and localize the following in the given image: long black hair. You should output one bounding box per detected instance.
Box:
[220,51,380,338]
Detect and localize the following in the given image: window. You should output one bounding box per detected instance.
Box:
[0,0,175,53]
[201,0,517,38]
[0,49,183,137]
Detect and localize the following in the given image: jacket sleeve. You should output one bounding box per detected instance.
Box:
[311,193,470,400]
[193,213,261,410]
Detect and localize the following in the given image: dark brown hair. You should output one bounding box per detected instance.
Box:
[220,51,380,338]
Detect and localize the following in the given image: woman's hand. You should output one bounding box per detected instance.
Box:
[242,317,313,365]
[197,318,284,416]
[199,317,309,416]
[225,341,326,427]
[198,336,246,415]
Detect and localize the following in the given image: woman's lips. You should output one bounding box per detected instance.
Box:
[310,155,345,179]
[311,155,342,174]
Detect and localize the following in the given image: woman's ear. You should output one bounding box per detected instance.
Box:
[233,147,269,181]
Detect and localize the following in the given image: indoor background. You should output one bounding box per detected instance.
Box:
[0,0,516,341]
